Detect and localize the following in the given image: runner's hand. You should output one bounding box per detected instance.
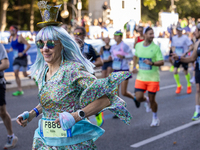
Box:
[116,54,124,59]
[18,52,23,57]
[16,111,30,127]
[171,53,179,60]
[108,56,112,61]
[132,68,138,74]
[143,59,152,65]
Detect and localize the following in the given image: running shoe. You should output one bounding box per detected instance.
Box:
[175,86,182,94]
[12,91,24,96]
[4,136,18,149]
[112,115,119,119]
[190,77,195,84]
[150,118,160,127]
[133,97,140,108]
[187,86,192,94]
[192,112,200,121]
[169,65,174,72]
[95,112,104,127]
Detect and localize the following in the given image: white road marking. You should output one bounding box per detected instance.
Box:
[0,117,17,124]
[159,84,177,90]
[130,119,200,148]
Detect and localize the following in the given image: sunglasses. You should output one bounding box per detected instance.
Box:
[36,40,57,49]
[74,32,83,36]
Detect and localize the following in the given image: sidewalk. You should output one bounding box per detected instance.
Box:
[5,62,172,91]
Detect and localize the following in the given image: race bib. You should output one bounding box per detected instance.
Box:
[13,49,18,59]
[41,120,71,138]
[83,44,89,53]
[103,51,110,60]
[112,58,122,70]
[139,58,152,70]
[175,47,184,56]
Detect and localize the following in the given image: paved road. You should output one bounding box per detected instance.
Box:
[1,70,200,150]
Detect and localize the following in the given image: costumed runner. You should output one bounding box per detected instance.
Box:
[16,1,132,149]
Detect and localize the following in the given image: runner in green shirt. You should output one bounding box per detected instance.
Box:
[133,27,164,127]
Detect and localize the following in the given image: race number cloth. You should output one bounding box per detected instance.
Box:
[171,35,192,56]
[34,118,104,146]
[103,51,111,60]
[135,41,163,82]
[110,41,133,70]
[139,58,152,70]
[32,60,132,149]
[41,119,71,138]
[175,46,184,56]
[112,58,122,70]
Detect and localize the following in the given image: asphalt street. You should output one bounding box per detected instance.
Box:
[1,69,200,150]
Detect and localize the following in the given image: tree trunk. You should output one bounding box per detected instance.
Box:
[30,0,35,32]
[0,0,9,32]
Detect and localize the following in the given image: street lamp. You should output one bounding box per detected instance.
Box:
[61,1,69,18]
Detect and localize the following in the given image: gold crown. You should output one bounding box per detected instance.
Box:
[37,1,62,28]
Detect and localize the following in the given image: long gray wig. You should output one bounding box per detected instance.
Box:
[29,26,94,79]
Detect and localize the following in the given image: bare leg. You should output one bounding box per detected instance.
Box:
[106,67,113,77]
[135,91,146,102]
[196,84,200,105]
[101,70,107,78]
[121,80,134,99]
[0,105,13,135]
[148,93,157,113]
[14,70,22,91]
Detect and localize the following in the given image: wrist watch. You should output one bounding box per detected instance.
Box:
[77,110,85,119]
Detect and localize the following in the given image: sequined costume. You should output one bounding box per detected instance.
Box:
[32,60,132,149]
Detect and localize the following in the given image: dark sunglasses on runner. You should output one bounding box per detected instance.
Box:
[73,32,83,36]
[36,40,56,49]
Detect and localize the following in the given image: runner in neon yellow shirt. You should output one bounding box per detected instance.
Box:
[133,27,164,127]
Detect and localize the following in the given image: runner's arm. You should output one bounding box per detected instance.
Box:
[18,34,31,54]
[0,58,9,72]
[185,44,194,54]
[172,46,175,53]
[133,55,138,68]
[133,37,138,48]
[151,60,164,66]
[179,42,198,63]
[28,104,43,122]
[94,57,103,67]
[70,95,110,122]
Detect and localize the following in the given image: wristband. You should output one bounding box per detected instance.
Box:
[151,62,154,66]
[17,111,29,120]
[33,108,39,117]
[133,67,136,69]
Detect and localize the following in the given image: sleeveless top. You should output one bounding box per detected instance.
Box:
[11,36,25,54]
[137,36,144,43]
[102,46,112,63]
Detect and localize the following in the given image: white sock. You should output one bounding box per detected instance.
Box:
[8,133,14,138]
[152,112,157,119]
[146,96,150,103]
[196,105,200,113]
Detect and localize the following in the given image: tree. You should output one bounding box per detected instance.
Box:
[0,0,9,32]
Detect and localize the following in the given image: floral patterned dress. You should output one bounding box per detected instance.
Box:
[32,60,132,150]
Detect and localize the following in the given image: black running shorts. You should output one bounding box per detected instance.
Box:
[0,83,6,106]
[174,61,188,70]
